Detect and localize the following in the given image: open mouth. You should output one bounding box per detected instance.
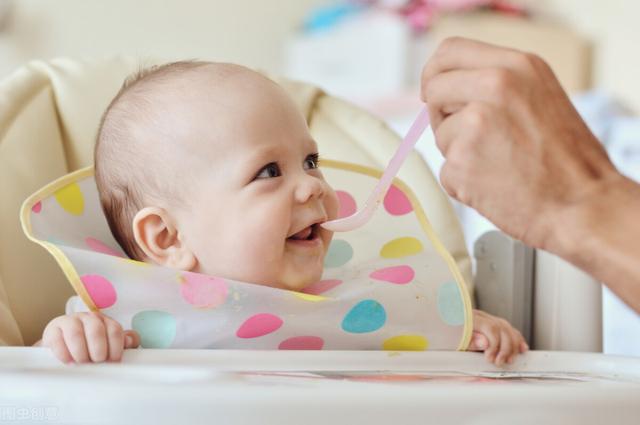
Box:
[287,223,320,242]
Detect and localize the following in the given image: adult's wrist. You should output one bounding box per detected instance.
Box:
[550,172,640,280]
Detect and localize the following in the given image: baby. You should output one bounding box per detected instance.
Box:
[38,61,527,364]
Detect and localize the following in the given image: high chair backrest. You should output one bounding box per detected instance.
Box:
[0,57,471,345]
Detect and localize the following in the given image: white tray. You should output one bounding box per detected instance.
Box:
[1,348,639,424]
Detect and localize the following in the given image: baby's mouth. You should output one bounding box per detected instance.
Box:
[287,223,320,242]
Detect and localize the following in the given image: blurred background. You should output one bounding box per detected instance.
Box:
[0,0,638,355]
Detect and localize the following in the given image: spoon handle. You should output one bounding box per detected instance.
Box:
[322,106,430,232]
[367,106,431,205]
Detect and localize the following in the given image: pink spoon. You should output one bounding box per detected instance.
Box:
[322,106,431,232]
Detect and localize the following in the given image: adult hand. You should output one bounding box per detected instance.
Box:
[421,37,617,251]
[421,37,640,312]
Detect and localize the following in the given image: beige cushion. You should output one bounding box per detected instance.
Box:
[0,57,472,346]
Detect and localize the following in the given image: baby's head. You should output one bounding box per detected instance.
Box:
[95,61,339,291]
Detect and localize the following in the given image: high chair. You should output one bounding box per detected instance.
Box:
[0,58,636,424]
[0,56,473,347]
[0,57,602,351]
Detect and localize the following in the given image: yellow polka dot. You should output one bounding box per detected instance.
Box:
[292,292,326,302]
[380,237,423,259]
[122,258,150,267]
[383,335,429,351]
[54,183,85,216]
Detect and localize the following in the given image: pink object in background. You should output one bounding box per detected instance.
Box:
[389,0,526,31]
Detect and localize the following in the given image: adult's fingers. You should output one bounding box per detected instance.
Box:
[421,37,530,101]
[432,101,486,156]
[79,312,109,363]
[424,68,517,131]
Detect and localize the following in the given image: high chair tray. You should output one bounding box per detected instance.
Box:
[1,348,639,424]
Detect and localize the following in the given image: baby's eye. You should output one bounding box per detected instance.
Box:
[254,162,282,180]
[304,153,320,170]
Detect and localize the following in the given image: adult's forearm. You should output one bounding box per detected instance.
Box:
[552,174,640,313]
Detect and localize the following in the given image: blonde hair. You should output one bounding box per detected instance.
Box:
[95,60,212,259]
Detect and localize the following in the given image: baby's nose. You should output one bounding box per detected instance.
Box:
[294,175,325,204]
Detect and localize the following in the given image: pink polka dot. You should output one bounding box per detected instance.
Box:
[336,190,357,219]
[278,336,324,350]
[32,202,42,213]
[80,274,117,309]
[85,237,125,258]
[383,185,413,216]
[369,265,415,284]
[179,272,228,309]
[236,313,283,339]
[301,279,343,295]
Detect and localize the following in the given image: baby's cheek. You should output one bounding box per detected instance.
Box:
[325,186,340,220]
[322,230,334,257]
[323,187,339,257]
[243,229,285,277]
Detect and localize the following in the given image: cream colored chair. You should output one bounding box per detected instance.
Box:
[0,57,472,346]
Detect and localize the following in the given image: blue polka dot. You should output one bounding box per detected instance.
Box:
[324,239,354,268]
[341,299,386,333]
[437,281,465,326]
[131,310,177,348]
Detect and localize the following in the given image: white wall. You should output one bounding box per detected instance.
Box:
[538,0,640,112]
[0,0,328,78]
[0,1,637,111]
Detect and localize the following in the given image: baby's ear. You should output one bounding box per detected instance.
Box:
[132,207,197,270]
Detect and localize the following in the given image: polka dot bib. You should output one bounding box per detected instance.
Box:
[21,160,473,350]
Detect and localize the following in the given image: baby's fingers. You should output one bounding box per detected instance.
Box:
[495,330,513,366]
[124,330,140,349]
[61,320,91,363]
[467,331,489,351]
[78,313,109,363]
[103,317,125,362]
[43,326,74,364]
[483,328,500,363]
[506,330,529,364]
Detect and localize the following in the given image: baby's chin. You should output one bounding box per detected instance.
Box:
[193,262,323,292]
[194,243,331,292]
[275,238,331,291]
[277,264,325,292]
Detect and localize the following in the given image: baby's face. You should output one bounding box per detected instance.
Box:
[171,71,339,290]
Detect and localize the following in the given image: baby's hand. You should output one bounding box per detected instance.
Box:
[468,309,528,366]
[40,312,140,364]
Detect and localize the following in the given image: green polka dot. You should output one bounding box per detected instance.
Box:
[324,239,354,268]
[131,310,177,348]
[437,281,465,326]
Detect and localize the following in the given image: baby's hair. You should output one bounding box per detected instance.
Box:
[95,60,214,260]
